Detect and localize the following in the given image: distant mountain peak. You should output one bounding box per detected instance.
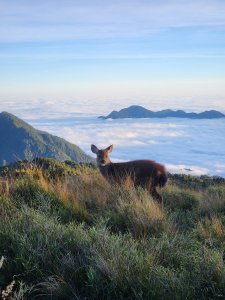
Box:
[0,111,94,166]
[0,111,22,119]
[0,111,34,129]
[99,105,225,120]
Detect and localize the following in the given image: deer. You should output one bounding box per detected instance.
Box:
[91,144,167,204]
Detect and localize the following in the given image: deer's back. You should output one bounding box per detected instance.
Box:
[100,160,166,186]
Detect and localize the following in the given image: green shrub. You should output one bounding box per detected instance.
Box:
[10,177,90,224]
[199,186,225,215]
[207,186,225,199]
[147,234,225,298]
[163,186,200,211]
[1,204,225,299]
[169,210,198,232]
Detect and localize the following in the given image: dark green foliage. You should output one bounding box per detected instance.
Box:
[169,173,225,189]
[0,111,94,166]
[0,157,97,178]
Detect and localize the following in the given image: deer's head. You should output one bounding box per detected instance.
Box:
[91,144,113,166]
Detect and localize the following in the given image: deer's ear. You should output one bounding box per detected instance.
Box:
[106,144,113,153]
[91,144,99,154]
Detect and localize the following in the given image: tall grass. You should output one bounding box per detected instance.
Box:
[0,163,225,299]
[199,186,225,215]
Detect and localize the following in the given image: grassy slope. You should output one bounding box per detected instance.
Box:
[0,159,225,299]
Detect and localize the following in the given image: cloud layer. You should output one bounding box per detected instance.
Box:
[26,111,225,177]
[1,98,224,176]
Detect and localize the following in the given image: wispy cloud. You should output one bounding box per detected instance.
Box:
[1,0,225,42]
[1,52,225,61]
[0,1,225,112]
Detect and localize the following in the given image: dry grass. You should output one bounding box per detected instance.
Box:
[196,216,225,247]
[0,179,10,198]
[114,189,172,238]
[199,186,225,215]
[1,163,225,299]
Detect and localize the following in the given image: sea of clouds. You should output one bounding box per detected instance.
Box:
[1,98,225,177]
[31,116,225,177]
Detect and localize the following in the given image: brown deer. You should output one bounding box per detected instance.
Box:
[91,144,167,204]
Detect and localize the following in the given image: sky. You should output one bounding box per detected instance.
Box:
[0,1,225,176]
[1,0,225,108]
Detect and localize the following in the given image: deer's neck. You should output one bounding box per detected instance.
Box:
[99,162,113,176]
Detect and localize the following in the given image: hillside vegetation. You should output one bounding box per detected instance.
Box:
[0,159,225,299]
[0,112,94,166]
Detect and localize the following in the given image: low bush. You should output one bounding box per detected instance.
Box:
[163,185,200,211]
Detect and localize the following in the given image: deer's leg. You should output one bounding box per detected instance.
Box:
[150,187,163,206]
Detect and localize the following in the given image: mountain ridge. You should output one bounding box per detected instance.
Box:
[0,111,94,166]
[99,105,225,119]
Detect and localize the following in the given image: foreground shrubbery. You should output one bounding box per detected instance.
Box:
[0,160,225,299]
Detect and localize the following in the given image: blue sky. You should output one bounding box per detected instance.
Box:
[1,0,225,107]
